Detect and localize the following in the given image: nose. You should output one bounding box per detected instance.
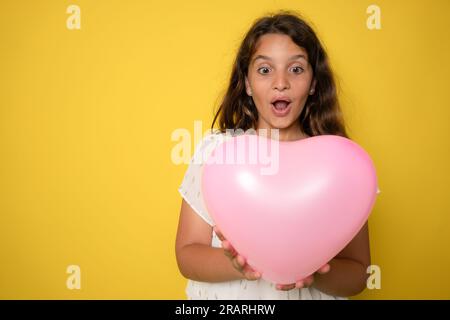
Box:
[272,71,290,91]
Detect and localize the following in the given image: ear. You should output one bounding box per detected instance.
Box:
[309,78,317,95]
[245,76,252,96]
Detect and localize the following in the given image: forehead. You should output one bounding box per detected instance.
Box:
[252,33,308,62]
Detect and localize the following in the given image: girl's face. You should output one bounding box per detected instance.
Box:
[245,33,316,138]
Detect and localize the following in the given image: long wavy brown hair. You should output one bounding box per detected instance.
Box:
[210,10,349,138]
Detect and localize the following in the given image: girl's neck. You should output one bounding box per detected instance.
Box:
[255,124,309,142]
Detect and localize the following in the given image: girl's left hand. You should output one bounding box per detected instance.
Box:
[276,264,331,291]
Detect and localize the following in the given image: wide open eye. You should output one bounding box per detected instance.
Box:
[291,66,304,74]
[257,67,270,74]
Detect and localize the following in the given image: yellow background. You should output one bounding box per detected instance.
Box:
[1,0,449,299]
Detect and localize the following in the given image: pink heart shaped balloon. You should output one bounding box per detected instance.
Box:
[201,134,378,285]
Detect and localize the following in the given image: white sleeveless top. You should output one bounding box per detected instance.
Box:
[178,131,380,300]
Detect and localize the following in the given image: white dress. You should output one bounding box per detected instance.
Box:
[178,131,380,300]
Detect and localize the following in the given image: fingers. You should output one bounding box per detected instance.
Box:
[226,250,261,281]
[302,275,315,287]
[279,264,329,292]
[215,227,237,259]
[232,254,245,271]
[242,265,261,280]
[222,240,237,258]
[232,254,261,280]
[276,274,316,291]
[317,263,331,274]
[214,226,262,281]
[295,280,305,289]
[276,283,296,291]
[214,226,241,267]
[213,226,225,241]
[214,226,242,262]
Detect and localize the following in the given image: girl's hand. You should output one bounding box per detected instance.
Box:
[275,263,331,291]
[213,226,262,281]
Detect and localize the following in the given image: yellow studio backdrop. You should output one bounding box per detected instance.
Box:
[0,0,449,299]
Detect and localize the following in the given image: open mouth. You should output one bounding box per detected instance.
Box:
[271,100,292,116]
[272,101,290,111]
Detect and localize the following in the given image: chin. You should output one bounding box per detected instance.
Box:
[268,119,295,130]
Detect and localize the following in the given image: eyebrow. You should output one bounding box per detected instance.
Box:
[252,54,307,64]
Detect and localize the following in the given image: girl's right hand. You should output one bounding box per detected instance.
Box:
[213,226,262,281]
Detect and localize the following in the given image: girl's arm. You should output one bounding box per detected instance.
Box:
[175,199,246,282]
[176,197,371,296]
[312,221,371,297]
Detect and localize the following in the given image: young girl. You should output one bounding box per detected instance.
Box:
[176,10,378,300]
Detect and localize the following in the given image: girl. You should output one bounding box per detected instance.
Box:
[176,10,377,300]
